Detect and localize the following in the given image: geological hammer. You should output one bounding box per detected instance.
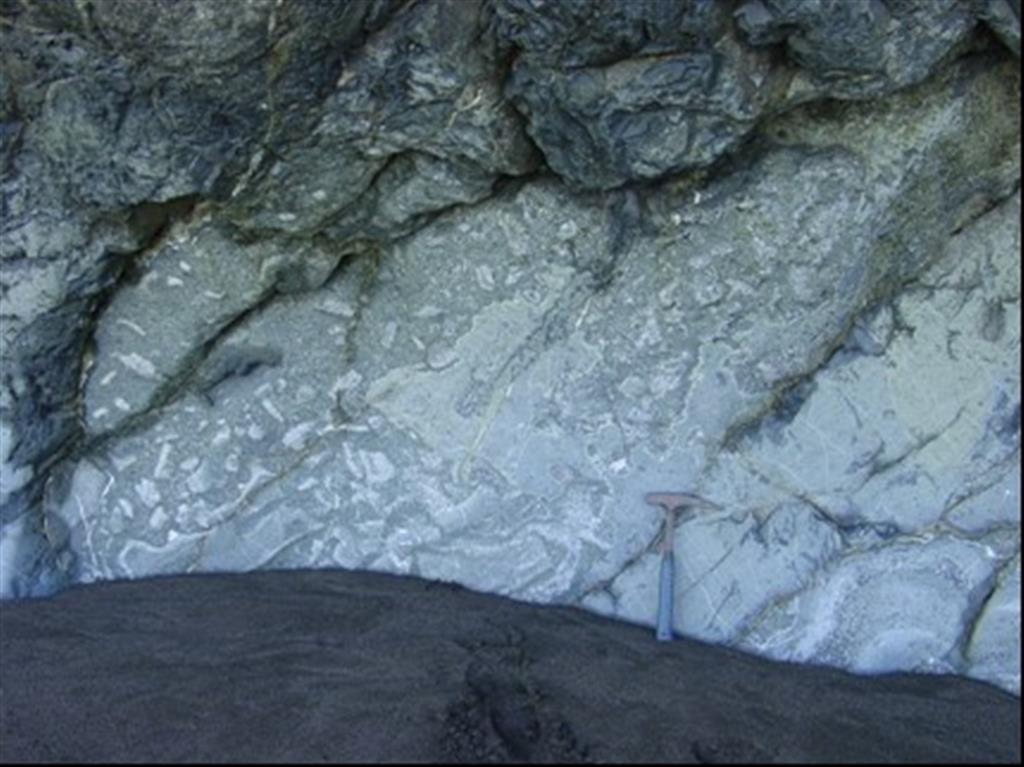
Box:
[644,492,722,642]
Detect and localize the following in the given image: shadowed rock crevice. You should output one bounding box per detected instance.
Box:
[1,193,199,476]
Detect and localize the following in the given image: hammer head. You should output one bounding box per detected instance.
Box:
[645,492,721,515]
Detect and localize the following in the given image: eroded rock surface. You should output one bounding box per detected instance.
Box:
[1,0,1020,696]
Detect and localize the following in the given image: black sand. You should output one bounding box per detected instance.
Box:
[0,569,1019,763]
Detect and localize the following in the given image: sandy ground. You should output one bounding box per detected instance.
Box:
[0,568,1019,763]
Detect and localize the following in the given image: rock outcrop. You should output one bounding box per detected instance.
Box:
[1,0,1020,696]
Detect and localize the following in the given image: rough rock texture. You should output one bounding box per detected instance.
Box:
[1,569,1020,763]
[1,0,1020,698]
[495,0,990,189]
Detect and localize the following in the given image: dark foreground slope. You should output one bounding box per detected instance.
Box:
[1,569,1019,763]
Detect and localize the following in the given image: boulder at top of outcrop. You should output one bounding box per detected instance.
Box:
[975,0,1022,57]
[733,0,979,97]
[494,0,992,190]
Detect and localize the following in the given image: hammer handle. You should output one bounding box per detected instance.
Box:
[656,551,674,641]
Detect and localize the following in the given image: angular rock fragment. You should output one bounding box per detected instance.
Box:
[734,0,979,98]
[492,0,781,189]
[974,0,1020,57]
[966,554,1021,694]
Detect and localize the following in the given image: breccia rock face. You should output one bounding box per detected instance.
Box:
[733,0,978,97]
[0,0,1019,696]
[491,0,1000,190]
[223,0,539,236]
[976,0,1022,56]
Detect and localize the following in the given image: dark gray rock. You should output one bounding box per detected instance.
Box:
[223,0,538,234]
[977,0,1022,56]
[493,0,991,190]
[734,0,979,98]
[7,0,406,205]
[503,43,778,190]
[486,0,729,68]
[492,0,780,189]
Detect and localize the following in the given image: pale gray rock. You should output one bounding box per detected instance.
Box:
[0,0,461,461]
[723,192,1021,535]
[0,0,531,596]
[0,0,286,579]
[81,215,342,437]
[945,461,1020,537]
[688,191,1021,692]
[582,500,844,646]
[323,152,499,243]
[966,554,1021,694]
[737,536,1002,677]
